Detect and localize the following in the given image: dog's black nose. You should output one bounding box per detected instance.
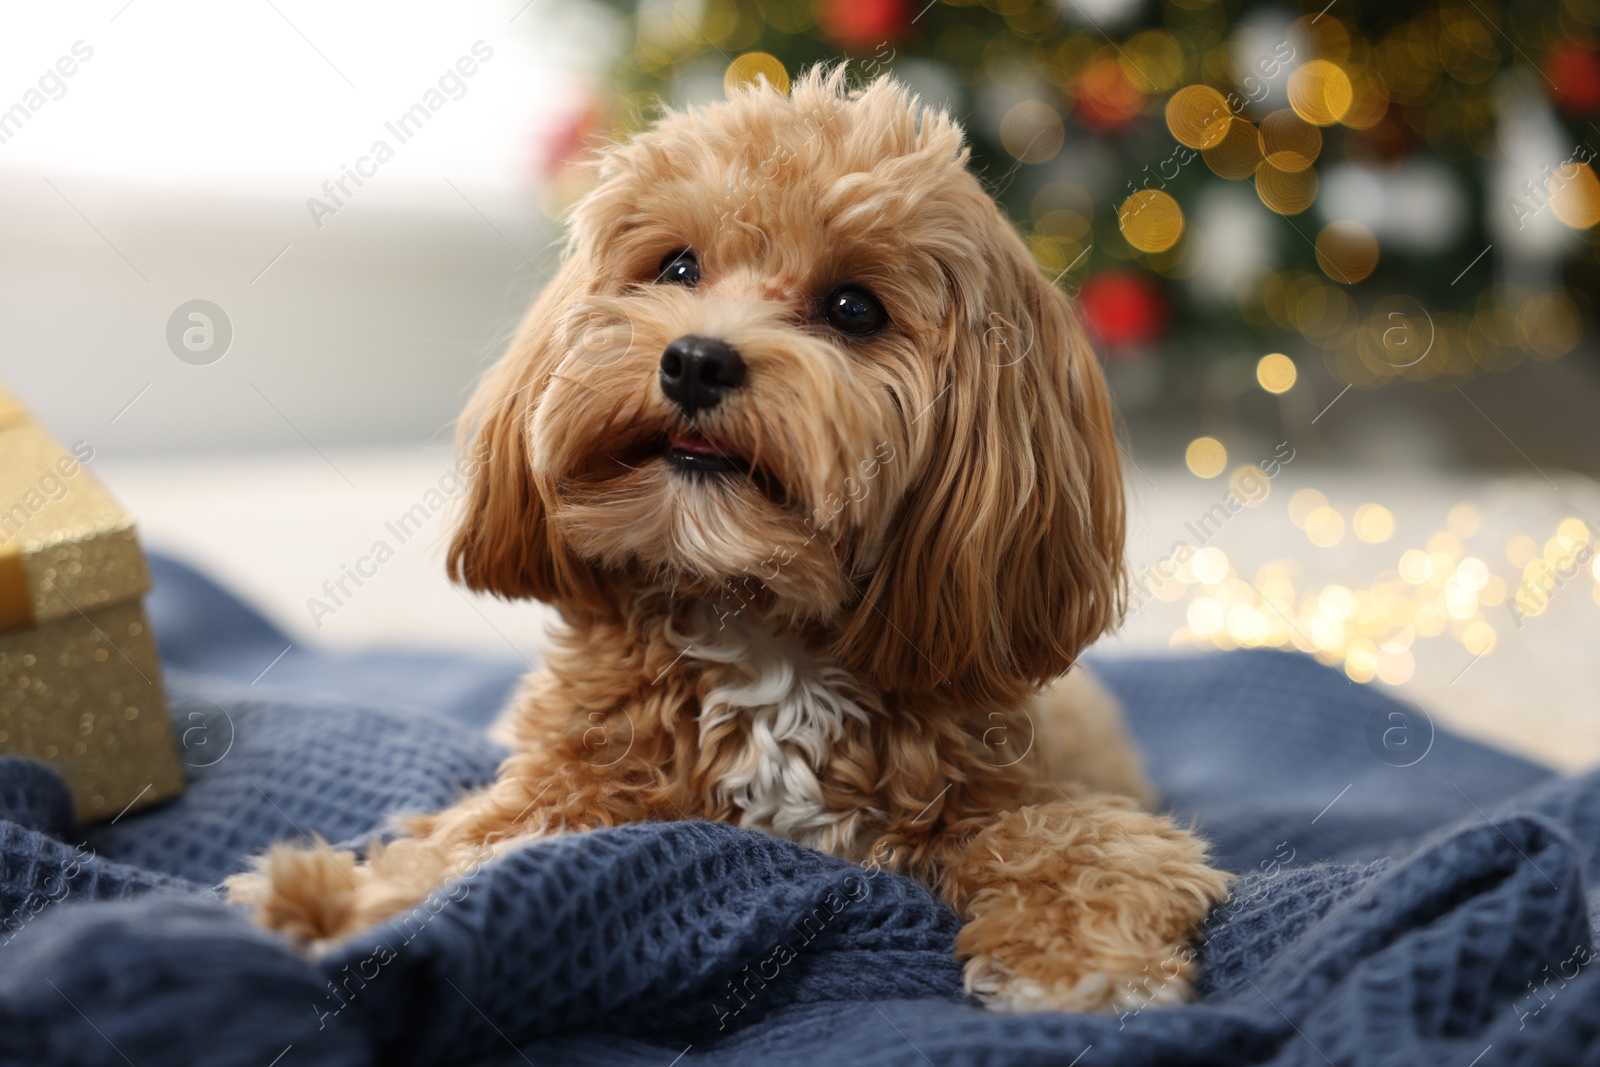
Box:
[659,335,746,416]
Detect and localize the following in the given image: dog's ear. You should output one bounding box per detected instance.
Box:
[834,224,1125,706]
[448,265,606,607]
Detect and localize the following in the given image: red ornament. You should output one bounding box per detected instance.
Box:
[1076,271,1168,351]
[820,0,912,52]
[1546,43,1600,114]
[539,102,602,180]
[1074,57,1145,133]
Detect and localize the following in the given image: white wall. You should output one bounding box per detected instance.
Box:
[0,0,613,456]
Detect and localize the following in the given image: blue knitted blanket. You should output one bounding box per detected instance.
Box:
[1,555,1595,1066]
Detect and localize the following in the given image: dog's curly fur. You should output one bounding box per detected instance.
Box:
[227,68,1232,1013]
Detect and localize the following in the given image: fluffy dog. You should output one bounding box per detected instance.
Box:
[228,68,1232,1013]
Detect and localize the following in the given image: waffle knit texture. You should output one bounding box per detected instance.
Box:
[0,554,1594,1066]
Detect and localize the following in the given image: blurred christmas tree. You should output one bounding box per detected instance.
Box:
[568,0,1599,397]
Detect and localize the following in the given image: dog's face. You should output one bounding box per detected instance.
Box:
[450,70,1125,705]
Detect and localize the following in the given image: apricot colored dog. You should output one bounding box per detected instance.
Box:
[229,68,1231,1013]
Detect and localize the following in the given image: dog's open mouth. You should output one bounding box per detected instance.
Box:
[664,426,750,476]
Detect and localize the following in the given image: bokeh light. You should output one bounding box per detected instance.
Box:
[1075,55,1146,129]
[1305,506,1347,547]
[1255,161,1319,214]
[1256,353,1297,393]
[1191,546,1229,583]
[1230,464,1272,504]
[1462,619,1496,655]
[1315,221,1380,284]
[723,52,788,94]
[1549,163,1600,230]
[1000,100,1066,164]
[1518,291,1584,358]
[1155,493,1589,691]
[1186,436,1228,478]
[1399,548,1433,583]
[1289,489,1329,528]
[1203,117,1263,179]
[1375,647,1415,685]
[1557,517,1592,550]
[1258,110,1321,172]
[1505,534,1539,567]
[1165,85,1231,149]
[1340,65,1392,129]
[1118,189,1185,252]
[1289,60,1354,125]
[1354,504,1396,543]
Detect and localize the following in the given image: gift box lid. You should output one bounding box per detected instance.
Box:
[0,387,150,633]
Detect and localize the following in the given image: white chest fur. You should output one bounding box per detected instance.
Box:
[672,611,871,854]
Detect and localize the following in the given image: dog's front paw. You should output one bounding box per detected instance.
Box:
[947,798,1234,1014]
[962,941,1196,1014]
[226,834,472,952]
[224,838,372,950]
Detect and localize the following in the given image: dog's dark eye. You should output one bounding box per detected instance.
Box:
[823,286,888,336]
[657,249,700,287]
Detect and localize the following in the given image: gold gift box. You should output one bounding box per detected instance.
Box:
[0,387,183,822]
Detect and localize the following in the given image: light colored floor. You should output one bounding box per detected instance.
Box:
[1111,463,1600,772]
[99,448,1600,772]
